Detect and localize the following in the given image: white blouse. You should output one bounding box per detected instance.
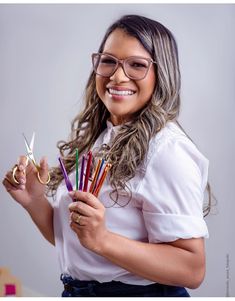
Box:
[53,121,209,285]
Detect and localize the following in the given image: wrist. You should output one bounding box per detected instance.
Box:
[94,229,113,256]
[22,195,47,211]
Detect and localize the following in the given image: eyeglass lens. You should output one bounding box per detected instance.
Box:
[92,54,151,80]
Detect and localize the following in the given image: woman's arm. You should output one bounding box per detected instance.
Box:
[24,196,55,245]
[2,156,55,245]
[97,233,205,289]
[68,191,205,289]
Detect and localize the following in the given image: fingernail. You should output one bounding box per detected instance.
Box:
[19,178,25,184]
[68,191,75,196]
[18,164,25,171]
[41,156,47,165]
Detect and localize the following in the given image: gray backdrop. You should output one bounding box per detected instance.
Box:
[0,4,234,297]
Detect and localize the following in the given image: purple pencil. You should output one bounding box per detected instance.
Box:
[58,157,73,192]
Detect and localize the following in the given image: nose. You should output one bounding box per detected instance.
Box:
[109,64,130,82]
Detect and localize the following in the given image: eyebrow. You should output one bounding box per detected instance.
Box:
[101,51,152,60]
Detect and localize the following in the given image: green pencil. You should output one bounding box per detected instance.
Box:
[76,148,79,190]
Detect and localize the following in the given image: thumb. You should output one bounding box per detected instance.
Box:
[38,156,49,183]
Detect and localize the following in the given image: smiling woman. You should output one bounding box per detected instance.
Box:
[3,14,210,297]
[94,29,156,126]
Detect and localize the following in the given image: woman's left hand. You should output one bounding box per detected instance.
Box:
[68,190,108,254]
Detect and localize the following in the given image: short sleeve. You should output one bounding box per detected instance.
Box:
[137,135,209,243]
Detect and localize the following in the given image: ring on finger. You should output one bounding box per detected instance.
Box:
[75,213,82,225]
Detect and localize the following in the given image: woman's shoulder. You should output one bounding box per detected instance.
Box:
[145,121,209,171]
[152,121,189,149]
[150,121,202,153]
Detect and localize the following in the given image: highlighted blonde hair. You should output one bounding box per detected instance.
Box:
[47,15,211,215]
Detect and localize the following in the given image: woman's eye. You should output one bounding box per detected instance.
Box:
[129,61,148,68]
[100,58,116,65]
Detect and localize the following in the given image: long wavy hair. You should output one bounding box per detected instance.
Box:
[47,14,211,216]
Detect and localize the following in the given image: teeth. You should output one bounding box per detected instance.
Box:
[108,88,134,96]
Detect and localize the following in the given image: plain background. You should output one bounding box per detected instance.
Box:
[0,3,234,297]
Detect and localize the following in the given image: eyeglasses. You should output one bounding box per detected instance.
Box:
[92,53,157,80]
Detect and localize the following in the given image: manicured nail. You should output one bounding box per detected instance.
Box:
[19,178,25,184]
[18,164,25,171]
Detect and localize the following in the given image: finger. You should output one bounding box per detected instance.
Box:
[17,155,28,172]
[40,156,48,172]
[70,212,87,226]
[10,171,26,189]
[68,201,94,217]
[38,156,50,183]
[13,155,28,183]
[70,215,89,229]
[68,191,102,209]
[70,220,83,233]
[6,170,19,185]
[5,169,25,189]
[2,176,24,191]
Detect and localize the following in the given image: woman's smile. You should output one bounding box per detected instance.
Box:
[106,85,136,100]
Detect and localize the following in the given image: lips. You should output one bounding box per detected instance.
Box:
[107,86,136,96]
[108,88,135,96]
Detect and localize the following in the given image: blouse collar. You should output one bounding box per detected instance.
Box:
[106,119,122,134]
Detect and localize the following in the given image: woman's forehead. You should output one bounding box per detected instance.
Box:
[102,28,151,59]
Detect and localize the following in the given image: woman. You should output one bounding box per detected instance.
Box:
[3,14,210,297]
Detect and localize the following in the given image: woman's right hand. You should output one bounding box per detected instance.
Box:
[2,156,49,208]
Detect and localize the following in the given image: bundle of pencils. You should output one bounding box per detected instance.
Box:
[58,149,111,198]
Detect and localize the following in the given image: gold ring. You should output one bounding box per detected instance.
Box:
[37,172,51,185]
[75,214,81,225]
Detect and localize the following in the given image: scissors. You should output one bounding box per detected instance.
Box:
[12,132,50,185]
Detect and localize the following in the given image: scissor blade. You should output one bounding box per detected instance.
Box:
[29,132,35,151]
[22,133,36,165]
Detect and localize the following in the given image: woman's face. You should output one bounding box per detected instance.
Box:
[95,29,156,126]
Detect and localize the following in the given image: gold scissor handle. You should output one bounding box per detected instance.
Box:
[33,163,51,185]
[12,165,23,184]
[37,171,50,185]
[12,164,50,185]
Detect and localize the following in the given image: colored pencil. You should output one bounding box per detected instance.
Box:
[95,158,105,189]
[58,157,73,192]
[89,158,102,193]
[93,163,112,197]
[83,151,92,192]
[79,154,85,191]
[75,148,79,190]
